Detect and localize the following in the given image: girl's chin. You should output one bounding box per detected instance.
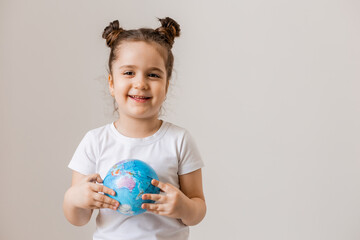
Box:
[126,111,158,119]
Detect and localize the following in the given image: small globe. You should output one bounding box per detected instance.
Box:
[103,159,160,216]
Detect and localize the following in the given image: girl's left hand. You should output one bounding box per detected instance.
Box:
[141,179,189,219]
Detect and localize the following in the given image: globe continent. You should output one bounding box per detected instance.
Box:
[103,159,160,216]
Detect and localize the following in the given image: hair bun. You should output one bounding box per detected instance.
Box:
[102,20,125,48]
[155,17,181,48]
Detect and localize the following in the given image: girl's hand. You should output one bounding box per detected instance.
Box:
[69,173,120,211]
[141,179,190,219]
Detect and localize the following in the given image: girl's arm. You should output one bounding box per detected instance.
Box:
[63,171,119,226]
[178,168,206,226]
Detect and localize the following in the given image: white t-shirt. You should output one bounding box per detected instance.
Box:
[68,120,204,240]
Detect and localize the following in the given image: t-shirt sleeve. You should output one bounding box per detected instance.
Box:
[178,130,205,175]
[68,131,97,175]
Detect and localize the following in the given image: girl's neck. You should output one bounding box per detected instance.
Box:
[114,116,163,138]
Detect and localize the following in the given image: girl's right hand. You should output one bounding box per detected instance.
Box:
[69,173,120,211]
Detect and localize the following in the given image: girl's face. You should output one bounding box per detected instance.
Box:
[108,41,169,121]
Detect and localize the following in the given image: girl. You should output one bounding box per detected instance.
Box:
[63,17,206,240]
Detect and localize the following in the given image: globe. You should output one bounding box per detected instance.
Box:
[103,159,160,216]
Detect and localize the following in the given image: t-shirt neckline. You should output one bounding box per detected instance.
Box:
[109,120,169,144]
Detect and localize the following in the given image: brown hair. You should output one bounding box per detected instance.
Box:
[102,17,181,115]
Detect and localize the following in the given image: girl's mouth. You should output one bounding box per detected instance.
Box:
[128,95,152,103]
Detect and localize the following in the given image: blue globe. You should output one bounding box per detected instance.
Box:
[103,159,160,216]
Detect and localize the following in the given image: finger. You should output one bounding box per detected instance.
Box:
[93,193,120,209]
[142,193,162,202]
[145,209,164,215]
[141,203,163,212]
[151,179,168,192]
[92,199,119,210]
[91,201,111,209]
[93,192,119,206]
[91,183,116,196]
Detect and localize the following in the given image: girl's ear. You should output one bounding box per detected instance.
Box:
[108,74,114,97]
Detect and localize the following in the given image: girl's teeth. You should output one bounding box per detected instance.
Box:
[132,96,148,99]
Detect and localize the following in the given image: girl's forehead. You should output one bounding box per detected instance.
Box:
[114,41,167,69]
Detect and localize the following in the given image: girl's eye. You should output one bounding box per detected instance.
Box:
[149,73,160,78]
[124,71,134,76]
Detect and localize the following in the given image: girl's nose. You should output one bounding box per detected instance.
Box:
[133,75,149,90]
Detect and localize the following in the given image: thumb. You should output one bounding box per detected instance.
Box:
[87,173,103,183]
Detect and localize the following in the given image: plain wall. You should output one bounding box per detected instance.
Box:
[1,0,359,239]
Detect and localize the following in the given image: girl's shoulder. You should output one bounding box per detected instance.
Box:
[86,123,110,137]
[163,121,191,136]
[79,123,112,144]
[163,121,198,144]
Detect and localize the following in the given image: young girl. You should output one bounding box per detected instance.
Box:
[63,17,206,240]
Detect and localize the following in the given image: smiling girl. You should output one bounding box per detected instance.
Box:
[63,17,206,240]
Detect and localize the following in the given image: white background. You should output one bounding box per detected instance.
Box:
[1,0,359,239]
